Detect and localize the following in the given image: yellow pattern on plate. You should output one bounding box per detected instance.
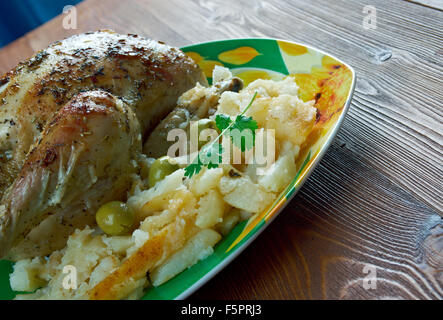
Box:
[218,47,261,65]
[185,52,224,78]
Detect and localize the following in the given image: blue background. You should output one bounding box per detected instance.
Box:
[0,0,83,48]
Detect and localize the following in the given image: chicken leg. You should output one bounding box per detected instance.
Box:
[1,91,141,260]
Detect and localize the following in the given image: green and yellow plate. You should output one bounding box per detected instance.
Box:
[0,38,355,300]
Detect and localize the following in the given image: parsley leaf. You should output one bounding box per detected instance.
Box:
[184,144,224,178]
[184,91,258,178]
[215,114,232,132]
[216,114,258,152]
[230,115,258,151]
[184,156,203,178]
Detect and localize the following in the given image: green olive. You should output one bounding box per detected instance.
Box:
[96,201,135,236]
[148,156,179,188]
[197,119,218,149]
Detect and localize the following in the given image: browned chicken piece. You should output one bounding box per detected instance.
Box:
[143,75,243,158]
[2,91,140,260]
[0,30,207,260]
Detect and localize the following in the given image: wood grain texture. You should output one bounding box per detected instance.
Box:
[407,0,443,11]
[0,0,441,300]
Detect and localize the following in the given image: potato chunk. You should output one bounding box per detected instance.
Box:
[196,189,225,228]
[150,229,221,286]
[189,167,224,196]
[265,95,316,146]
[219,176,274,213]
[258,143,299,193]
[127,169,185,213]
[10,258,46,292]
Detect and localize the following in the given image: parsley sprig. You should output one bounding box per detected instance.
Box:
[184,92,258,178]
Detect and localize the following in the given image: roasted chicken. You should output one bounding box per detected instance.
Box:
[0,30,207,260]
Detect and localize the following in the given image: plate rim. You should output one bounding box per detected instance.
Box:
[175,38,356,300]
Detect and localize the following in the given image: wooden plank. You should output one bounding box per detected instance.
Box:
[406,0,443,11]
[0,0,441,300]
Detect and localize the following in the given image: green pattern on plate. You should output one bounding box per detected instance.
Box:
[0,261,14,300]
[183,39,289,83]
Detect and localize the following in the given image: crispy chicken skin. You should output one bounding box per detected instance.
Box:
[0,30,207,260]
[2,91,141,260]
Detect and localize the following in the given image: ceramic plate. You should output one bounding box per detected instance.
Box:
[0,38,355,300]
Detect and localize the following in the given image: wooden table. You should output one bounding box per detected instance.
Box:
[0,0,441,300]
